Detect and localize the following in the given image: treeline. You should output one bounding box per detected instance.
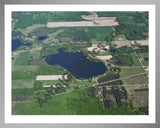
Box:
[97,71,123,85]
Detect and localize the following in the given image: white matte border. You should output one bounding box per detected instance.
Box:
[5,4,156,123]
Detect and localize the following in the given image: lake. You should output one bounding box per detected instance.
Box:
[37,36,48,41]
[45,49,107,79]
[12,39,31,52]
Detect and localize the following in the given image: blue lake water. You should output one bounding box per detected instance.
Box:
[45,49,107,79]
[37,36,48,41]
[12,39,31,52]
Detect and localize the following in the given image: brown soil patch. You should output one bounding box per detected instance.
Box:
[114,41,131,48]
[36,75,67,80]
[47,16,118,27]
[96,55,112,60]
[136,40,149,45]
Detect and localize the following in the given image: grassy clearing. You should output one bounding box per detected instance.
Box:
[95,51,111,56]
[141,60,148,66]
[14,51,30,66]
[120,67,145,78]
[12,79,34,88]
[114,35,127,41]
[41,80,61,86]
[130,52,142,66]
[76,81,93,87]
[12,71,36,80]
[137,23,146,26]
[137,52,148,66]
[138,52,148,58]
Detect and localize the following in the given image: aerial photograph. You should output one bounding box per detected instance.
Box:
[11,11,149,115]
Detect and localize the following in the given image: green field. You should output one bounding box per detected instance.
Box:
[12,87,138,115]
[12,65,39,71]
[12,12,91,29]
[120,67,145,78]
[130,52,142,66]
[137,52,149,66]
[12,79,34,88]
[41,80,61,85]
[14,51,30,66]
[114,35,127,41]
[95,51,111,56]
[141,59,148,66]
[56,26,113,42]
[97,11,148,40]
[76,81,93,87]
[87,26,113,41]
[12,71,36,80]
[122,74,148,84]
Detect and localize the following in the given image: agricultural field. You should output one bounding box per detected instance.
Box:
[122,74,148,85]
[12,87,141,115]
[133,89,148,107]
[12,79,34,88]
[11,11,149,115]
[119,67,145,78]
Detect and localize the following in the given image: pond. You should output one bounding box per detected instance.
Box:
[45,49,107,79]
[37,36,48,41]
[12,39,31,52]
